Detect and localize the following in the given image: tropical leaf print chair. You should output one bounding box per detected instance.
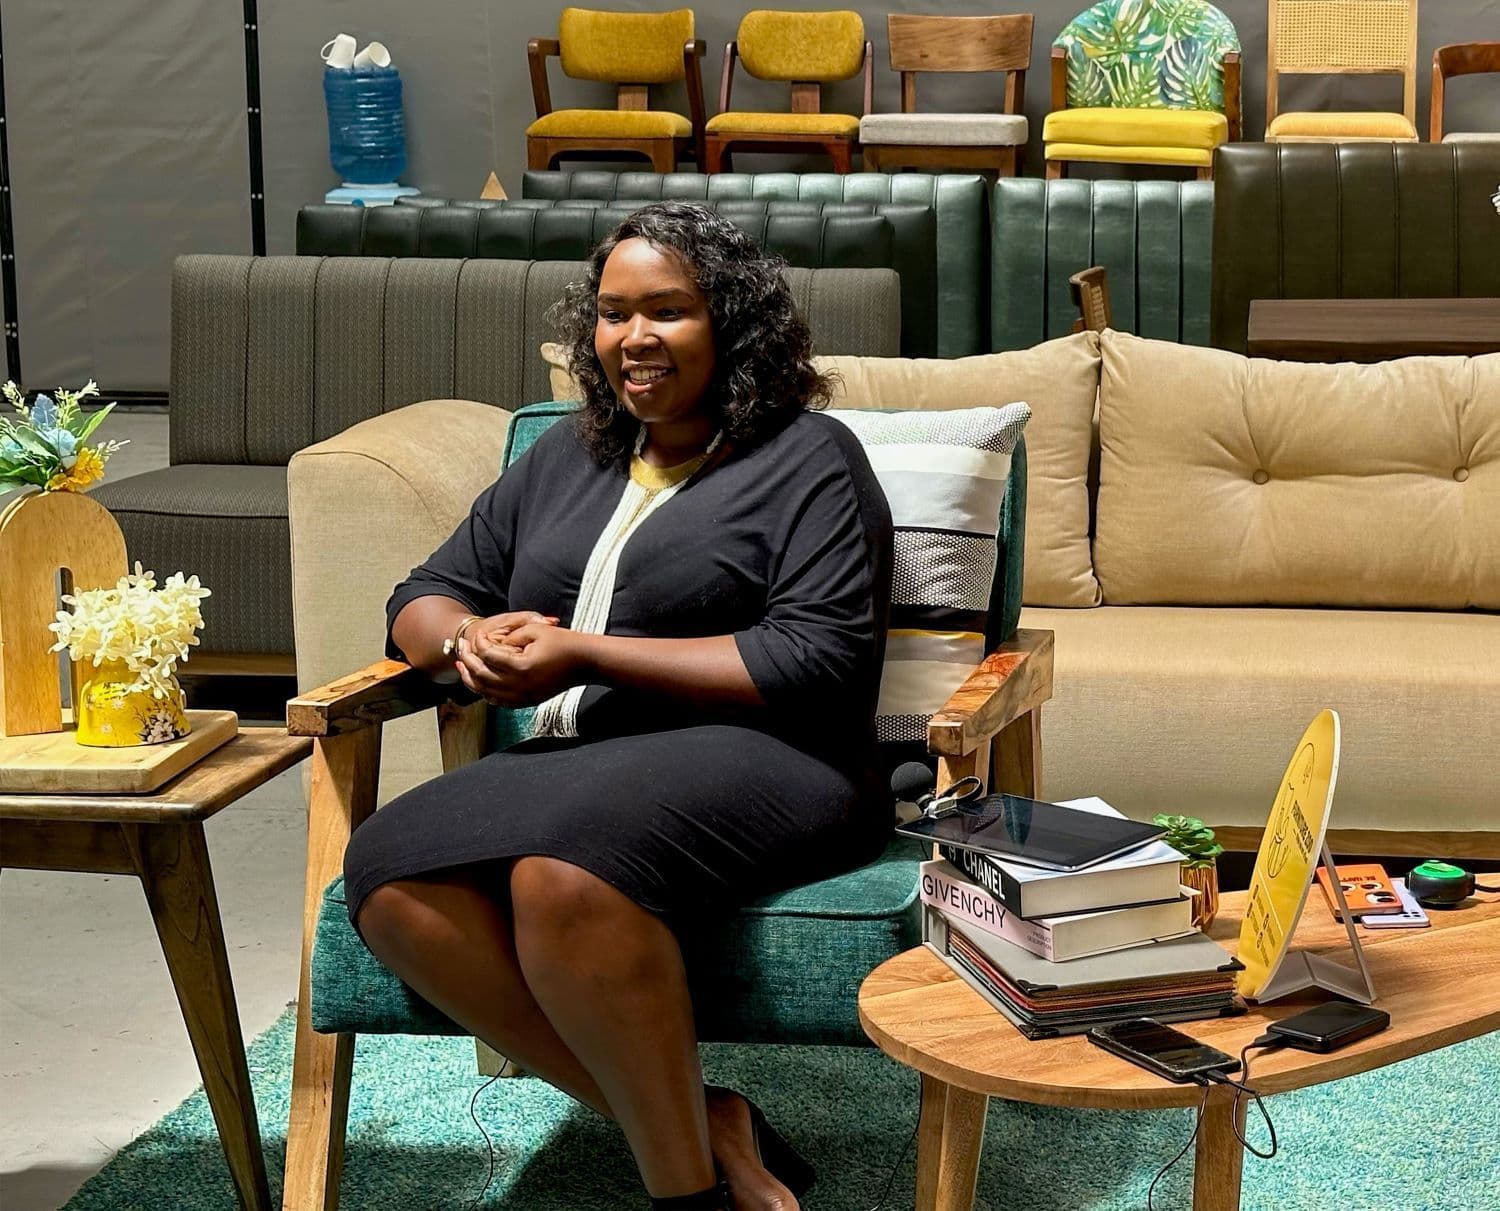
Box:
[1044,0,1241,179]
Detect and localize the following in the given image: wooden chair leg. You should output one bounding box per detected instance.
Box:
[131,821,272,1211]
[1196,164,1214,181]
[648,140,677,173]
[1046,158,1066,180]
[283,727,381,1211]
[704,137,730,174]
[829,140,853,173]
[526,138,551,171]
[997,145,1019,177]
[862,145,883,172]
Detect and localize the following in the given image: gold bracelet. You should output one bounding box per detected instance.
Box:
[441,615,483,658]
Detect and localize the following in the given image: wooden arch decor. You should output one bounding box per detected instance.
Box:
[0,490,128,737]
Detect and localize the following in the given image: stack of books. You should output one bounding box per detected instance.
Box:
[918,798,1242,1038]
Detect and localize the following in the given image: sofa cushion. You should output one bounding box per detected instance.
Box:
[1094,332,1500,609]
[558,7,694,84]
[826,405,1031,742]
[706,112,861,137]
[1042,141,1216,168]
[526,110,692,139]
[1019,603,1500,836]
[311,840,922,1045]
[1265,111,1418,142]
[819,334,1103,608]
[90,465,292,655]
[1043,108,1228,152]
[860,112,1028,146]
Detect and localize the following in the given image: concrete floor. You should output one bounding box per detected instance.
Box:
[2,411,309,1210]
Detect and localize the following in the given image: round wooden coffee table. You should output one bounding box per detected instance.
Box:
[859,889,1500,1211]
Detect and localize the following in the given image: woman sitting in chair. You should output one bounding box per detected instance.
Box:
[344,202,894,1211]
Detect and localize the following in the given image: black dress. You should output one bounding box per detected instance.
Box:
[342,410,895,923]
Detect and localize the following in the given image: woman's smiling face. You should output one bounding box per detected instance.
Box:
[594,237,717,429]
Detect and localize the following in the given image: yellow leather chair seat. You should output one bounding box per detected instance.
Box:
[1265,111,1419,142]
[526,110,692,139]
[706,112,860,137]
[1045,142,1214,168]
[1043,108,1228,152]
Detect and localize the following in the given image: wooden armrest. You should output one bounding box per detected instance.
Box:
[719,41,738,114]
[286,658,463,738]
[528,37,560,118]
[1222,51,1242,142]
[927,629,1054,757]
[1050,46,1068,113]
[1005,65,1027,116]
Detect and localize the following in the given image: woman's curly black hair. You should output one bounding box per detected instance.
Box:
[553,201,836,465]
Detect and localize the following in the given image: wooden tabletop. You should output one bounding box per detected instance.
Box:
[0,728,311,823]
[1247,297,1500,361]
[859,889,1500,1110]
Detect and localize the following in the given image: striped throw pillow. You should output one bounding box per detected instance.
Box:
[827,404,1031,744]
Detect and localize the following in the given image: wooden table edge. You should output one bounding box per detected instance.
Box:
[0,728,312,822]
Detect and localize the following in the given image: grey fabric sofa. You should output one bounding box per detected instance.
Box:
[89,255,902,668]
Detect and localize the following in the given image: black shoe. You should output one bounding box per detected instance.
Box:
[707,1086,818,1200]
[651,1179,732,1209]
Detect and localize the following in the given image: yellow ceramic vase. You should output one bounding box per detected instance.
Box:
[75,660,190,747]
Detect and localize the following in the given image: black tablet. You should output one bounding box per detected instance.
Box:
[895,794,1165,872]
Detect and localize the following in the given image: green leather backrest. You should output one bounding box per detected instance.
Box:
[1211,142,1500,354]
[523,170,989,358]
[991,178,1214,351]
[491,401,1028,753]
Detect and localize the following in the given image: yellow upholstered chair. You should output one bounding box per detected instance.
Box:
[1043,0,1242,180]
[705,10,871,173]
[526,7,707,172]
[1430,42,1500,144]
[1265,0,1420,143]
[860,13,1033,177]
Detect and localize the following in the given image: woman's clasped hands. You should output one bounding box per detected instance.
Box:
[453,611,588,707]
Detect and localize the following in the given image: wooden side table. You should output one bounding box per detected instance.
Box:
[860,889,1500,1211]
[0,728,312,1211]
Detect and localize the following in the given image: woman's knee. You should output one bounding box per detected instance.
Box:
[511,857,667,976]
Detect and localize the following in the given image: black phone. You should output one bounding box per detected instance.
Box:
[1265,1001,1390,1053]
[1087,1018,1240,1083]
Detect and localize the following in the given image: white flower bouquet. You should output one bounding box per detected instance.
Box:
[49,564,212,699]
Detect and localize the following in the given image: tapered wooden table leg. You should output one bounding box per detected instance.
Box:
[1192,1087,1247,1211]
[131,820,271,1211]
[914,1075,988,1211]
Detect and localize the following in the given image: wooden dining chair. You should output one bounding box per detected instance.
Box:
[705,10,871,173]
[1430,42,1500,144]
[860,14,1033,177]
[1265,0,1420,144]
[526,7,707,172]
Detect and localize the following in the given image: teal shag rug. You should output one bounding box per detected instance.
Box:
[65,1011,1499,1210]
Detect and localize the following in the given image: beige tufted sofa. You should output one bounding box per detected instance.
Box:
[293,328,1500,856]
[823,330,1500,857]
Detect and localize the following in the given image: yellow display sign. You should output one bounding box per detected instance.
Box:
[1236,710,1342,1000]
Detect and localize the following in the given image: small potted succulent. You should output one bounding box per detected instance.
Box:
[1154,813,1224,929]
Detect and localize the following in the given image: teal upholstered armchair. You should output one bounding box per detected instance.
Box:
[281,402,1053,1209]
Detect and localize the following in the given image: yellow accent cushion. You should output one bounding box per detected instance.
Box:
[737,10,864,81]
[527,110,692,139]
[1265,111,1418,141]
[706,112,860,137]
[1093,331,1500,609]
[558,7,693,84]
[1044,142,1214,168]
[1042,108,1228,151]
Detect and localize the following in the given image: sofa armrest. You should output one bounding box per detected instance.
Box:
[288,399,510,794]
[927,628,1054,758]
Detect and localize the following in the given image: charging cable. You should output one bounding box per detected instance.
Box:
[1146,1034,1287,1210]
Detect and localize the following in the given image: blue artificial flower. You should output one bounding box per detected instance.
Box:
[30,394,58,428]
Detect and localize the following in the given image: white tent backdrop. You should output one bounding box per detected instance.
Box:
[5,0,1498,392]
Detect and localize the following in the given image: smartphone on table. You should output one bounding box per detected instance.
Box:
[1087,1018,1240,1083]
[1359,879,1429,930]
